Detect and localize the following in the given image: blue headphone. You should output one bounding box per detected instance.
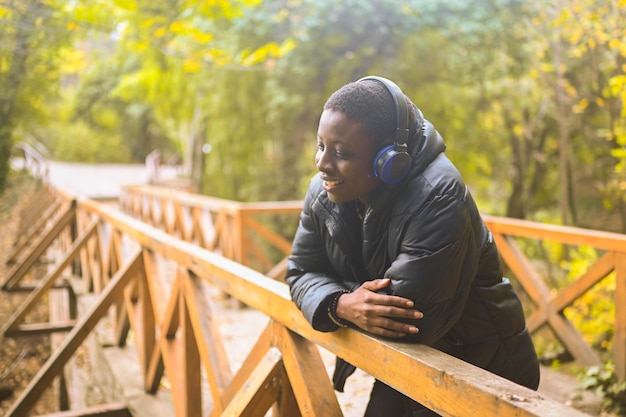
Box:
[358,76,412,185]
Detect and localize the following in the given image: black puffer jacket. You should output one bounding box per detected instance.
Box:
[286,119,540,390]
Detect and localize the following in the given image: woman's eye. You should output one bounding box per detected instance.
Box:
[335,150,350,159]
[316,143,324,151]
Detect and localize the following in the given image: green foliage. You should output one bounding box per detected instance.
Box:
[0,0,625,230]
[580,362,626,415]
[0,0,74,191]
[560,247,615,352]
[46,119,131,163]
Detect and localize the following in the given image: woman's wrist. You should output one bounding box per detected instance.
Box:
[328,290,351,328]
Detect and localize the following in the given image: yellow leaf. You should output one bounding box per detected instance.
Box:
[60,49,87,74]
[595,97,605,107]
[183,58,202,73]
[66,21,79,31]
[279,38,297,56]
[609,38,621,50]
[141,16,167,29]
[540,62,553,73]
[565,84,577,97]
[0,6,10,18]
[588,38,596,50]
[170,20,186,34]
[113,0,137,10]
[154,27,167,38]
[513,124,524,136]
[573,98,588,114]
[192,31,213,44]
[569,27,583,45]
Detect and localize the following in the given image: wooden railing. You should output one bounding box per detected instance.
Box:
[118,185,303,280]
[120,185,626,383]
[13,142,49,182]
[483,215,626,381]
[0,184,590,417]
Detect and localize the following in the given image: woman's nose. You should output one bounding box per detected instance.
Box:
[315,150,331,172]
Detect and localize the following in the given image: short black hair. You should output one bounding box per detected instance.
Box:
[323,79,418,147]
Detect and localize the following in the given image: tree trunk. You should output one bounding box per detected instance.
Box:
[188,100,207,194]
[550,6,575,226]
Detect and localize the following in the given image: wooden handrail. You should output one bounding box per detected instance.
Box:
[119,185,303,277]
[1,186,593,417]
[483,214,626,252]
[120,186,626,383]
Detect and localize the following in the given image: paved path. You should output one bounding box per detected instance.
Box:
[45,161,181,199]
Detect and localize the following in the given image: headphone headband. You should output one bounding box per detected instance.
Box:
[357,76,410,146]
[357,75,412,185]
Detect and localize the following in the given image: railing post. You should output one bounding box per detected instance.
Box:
[233,207,247,266]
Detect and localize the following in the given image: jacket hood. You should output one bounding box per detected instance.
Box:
[367,114,446,210]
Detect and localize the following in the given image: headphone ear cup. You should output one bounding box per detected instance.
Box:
[373,145,412,185]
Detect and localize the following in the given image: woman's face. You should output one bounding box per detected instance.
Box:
[315,109,380,204]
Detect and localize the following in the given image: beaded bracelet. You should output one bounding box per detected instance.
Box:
[328,290,351,328]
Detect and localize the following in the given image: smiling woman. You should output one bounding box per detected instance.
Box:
[315,109,380,204]
[286,76,540,417]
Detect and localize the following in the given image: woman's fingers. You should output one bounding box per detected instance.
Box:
[335,282,423,338]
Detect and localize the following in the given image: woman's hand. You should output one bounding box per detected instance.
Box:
[335,278,423,338]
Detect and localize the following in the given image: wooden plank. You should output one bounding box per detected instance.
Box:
[492,234,552,306]
[210,322,272,416]
[2,204,76,291]
[174,201,190,241]
[7,321,77,336]
[549,252,615,312]
[3,249,144,417]
[547,312,601,367]
[243,216,293,255]
[6,282,72,291]
[484,214,626,252]
[138,265,156,383]
[146,274,182,393]
[274,324,343,417]
[273,374,301,417]
[208,210,228,252]
[191,207,207,248]
[179,286,202,417]
[35,402,131,417]
[182,269,232,409]
[2,220,98,336]
[217,348,283,417]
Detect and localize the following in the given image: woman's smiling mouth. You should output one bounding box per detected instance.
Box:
[321,176,343,191]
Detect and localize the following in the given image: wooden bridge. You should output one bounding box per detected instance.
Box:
[1,158,625,416]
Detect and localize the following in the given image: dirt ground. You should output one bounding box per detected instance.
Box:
[0,174,59,415]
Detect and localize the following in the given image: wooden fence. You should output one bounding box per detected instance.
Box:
[12,142,49,182]
[0,183,614,417]
[119,185,626,382]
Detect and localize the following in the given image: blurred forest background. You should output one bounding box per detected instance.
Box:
[1,0,626,411]
[0,0,625,231]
